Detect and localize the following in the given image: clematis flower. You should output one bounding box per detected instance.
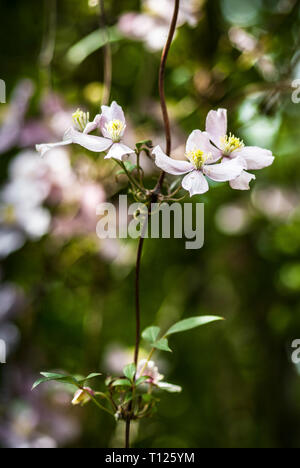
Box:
[205,108,275,190]
[36,101,134,161]
[136,359,182,393]
[153,130,244,196]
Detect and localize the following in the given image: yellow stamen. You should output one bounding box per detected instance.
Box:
[3,205,16,224]
[186,149,212,169]
[105,119,125,142]
[220,133,244,155]
[72,109,90,132]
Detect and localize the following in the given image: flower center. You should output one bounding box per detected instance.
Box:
[186,149,212,169]
[105,119,125,142]
[2,204,16,224]
[72,109,90,132]
[220,133,244,155]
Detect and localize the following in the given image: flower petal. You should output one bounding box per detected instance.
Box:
[104,143,135,160]
[83,114,101,134]
[186,130,222,163]
[153,145,194,175]
[229,170,256,190]
[36,139,72,157]
[233,146,275,170]
[157,381,182,393]
[203,156,244,182]
[205,108,227,147]
[64,127,112,153]
[182,170,209,196]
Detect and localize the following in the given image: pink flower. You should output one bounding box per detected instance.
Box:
[36,102,134,161]
[154,130,244,196]
[205,108,275,190]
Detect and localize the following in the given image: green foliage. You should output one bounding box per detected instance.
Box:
[165,316,224,336]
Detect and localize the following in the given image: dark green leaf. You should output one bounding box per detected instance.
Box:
[135,376,149,386]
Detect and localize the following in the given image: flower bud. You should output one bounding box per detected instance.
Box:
[71,387,94,406]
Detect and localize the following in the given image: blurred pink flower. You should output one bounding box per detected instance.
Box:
[0,79,34,154]
[119,0,201,51]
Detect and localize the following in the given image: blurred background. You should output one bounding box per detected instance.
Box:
[1,0,300,448]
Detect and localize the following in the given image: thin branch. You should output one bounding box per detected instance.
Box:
[99,0,112,107]
[155,0,180,194]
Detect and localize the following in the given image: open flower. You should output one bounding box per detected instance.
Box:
[205,108,275,190]
[136,359,182,393]
[71,387,94,406]
[36,101,134,161]
[154,130,244,196]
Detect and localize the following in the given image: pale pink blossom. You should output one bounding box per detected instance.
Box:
[205,108,275,190]
[36,102,134,161]
[118,0,200,51]
[154,130,244,196]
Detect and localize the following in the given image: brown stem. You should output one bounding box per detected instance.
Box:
[134,235,145,367]
[126,0,180,449]
[125,417,131,448]
[155,0,180,193]
[99,0,112,107]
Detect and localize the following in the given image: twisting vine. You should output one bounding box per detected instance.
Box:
[125,0,181,449]
[99,0,112,107]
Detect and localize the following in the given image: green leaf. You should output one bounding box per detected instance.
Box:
[66,27,121,66]
[135,376,149,386]
[78,373,102,385]
[165,316,224,337]
[142,326,161,343]
[112,379,132,388]
[84,372,102,380]
[152,338,172,353]
[32,372,79,390]
[124,161,137,172]
[123,363,136,382]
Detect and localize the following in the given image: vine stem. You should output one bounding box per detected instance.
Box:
[99,0,112,107]
[125,0,180,449]
[154,0,180,194]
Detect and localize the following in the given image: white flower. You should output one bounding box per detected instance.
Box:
[154,130,244,196]
[205,108,275,190]
[136,359,182,393]
[136,359,164,385]
[36,101,134,161]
